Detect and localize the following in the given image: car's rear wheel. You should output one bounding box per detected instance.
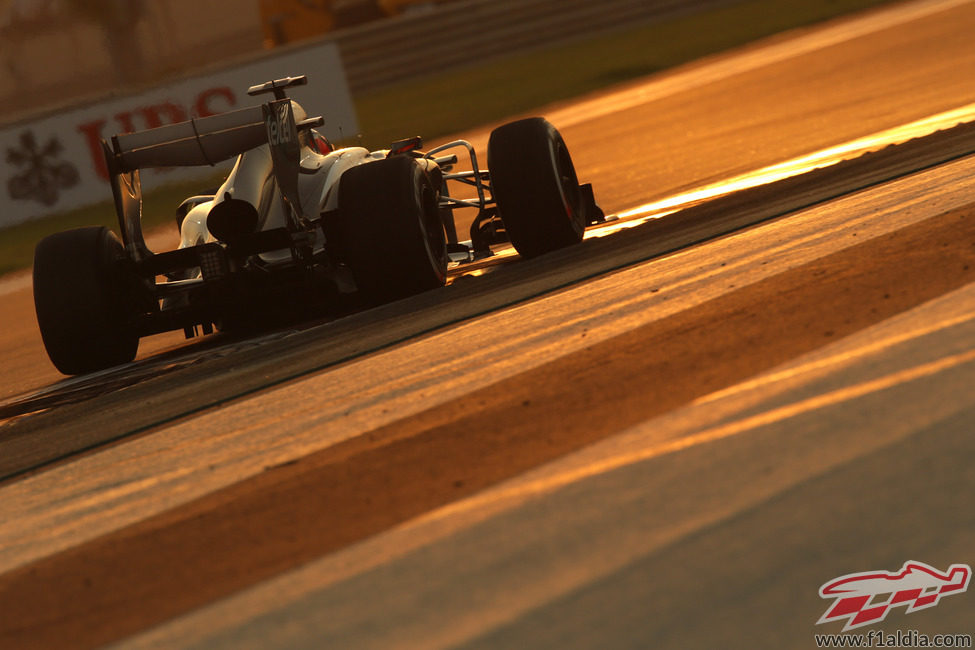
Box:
[338,155,447,301]
[487,117,586,258]
[33,226,141,374]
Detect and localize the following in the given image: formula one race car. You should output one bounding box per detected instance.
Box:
[33,75,603,375]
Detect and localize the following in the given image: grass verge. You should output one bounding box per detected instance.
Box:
[0,0,899,278]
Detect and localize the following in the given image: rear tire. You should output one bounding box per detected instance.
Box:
[33,226,140,374]
[488,117,586,258]
[339,156,447,302]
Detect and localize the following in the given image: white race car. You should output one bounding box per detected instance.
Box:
[33,75,603,375]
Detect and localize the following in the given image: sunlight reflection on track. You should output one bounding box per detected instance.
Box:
[586,104,975,238]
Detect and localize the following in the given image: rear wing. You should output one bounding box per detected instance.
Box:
[110,105,267,173]
[101,76,322,261]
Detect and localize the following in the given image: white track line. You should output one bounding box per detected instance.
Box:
[0,270,29,297]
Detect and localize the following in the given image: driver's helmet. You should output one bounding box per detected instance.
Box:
[307,129,334,154]
[291,100,334,154]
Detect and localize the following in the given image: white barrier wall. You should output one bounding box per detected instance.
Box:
[0,42,357,228]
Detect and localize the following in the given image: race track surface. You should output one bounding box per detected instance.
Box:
[1,1,974,647]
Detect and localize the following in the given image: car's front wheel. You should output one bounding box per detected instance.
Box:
[33,226,142,375]
[338,155,447,302]
[488,117,587,258]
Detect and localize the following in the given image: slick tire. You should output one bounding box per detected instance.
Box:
[339,155,447,302]
[33,226,140,375]
[488,117,586,258]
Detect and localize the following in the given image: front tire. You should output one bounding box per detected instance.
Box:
[488,117,586,258]
[338,155,447,302]
[33,226,140,374]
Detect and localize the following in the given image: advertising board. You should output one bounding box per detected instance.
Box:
[0,42,357,228]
